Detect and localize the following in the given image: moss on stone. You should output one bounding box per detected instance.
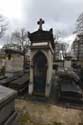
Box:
[19,112,32,125]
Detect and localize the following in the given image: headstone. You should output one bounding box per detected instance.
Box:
[64,56,72,70]
[0,85,18,125]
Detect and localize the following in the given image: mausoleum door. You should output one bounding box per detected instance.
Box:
[33,52,47,95]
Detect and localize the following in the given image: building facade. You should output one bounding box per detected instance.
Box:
[72,33,83,67]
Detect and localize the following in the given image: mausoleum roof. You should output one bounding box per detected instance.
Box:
[28,29,54,49]
[28,18,55,49]
[5,49,24,55]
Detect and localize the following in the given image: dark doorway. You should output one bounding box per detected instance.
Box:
[33,51,47,96]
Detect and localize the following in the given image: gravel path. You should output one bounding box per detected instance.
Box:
[15,99,83,125]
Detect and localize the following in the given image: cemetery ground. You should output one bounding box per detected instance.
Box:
[15,95,83,125]
[0,70,83,125]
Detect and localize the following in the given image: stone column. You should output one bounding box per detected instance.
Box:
[28,53,33,95]
[45,50,53,97]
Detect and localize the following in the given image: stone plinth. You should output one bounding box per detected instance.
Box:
[0,85,18,125]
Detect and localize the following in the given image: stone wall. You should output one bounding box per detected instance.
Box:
[6,54,24,72]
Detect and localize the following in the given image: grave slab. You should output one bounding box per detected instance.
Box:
[0,85,18,125]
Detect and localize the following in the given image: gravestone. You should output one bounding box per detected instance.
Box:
[0,85,18,125]
[28,18,55,97]
[64,55,72,70]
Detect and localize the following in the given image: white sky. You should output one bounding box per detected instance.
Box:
[0,0,82,33]
[0,0,83,47]
[0,0,22,19]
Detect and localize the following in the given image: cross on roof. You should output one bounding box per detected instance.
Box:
[37,18,45,30]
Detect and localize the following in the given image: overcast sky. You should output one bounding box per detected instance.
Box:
[0,0,83,46]
[21,0,83,35]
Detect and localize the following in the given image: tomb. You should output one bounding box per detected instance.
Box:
[28,18,55,97]
[56,71,82,102]
[0,71,29,94]
[9,73,29,93]
[5,49,24,75]
[64,55,72,70]
[0,85,18,125]
[0,71,24,86]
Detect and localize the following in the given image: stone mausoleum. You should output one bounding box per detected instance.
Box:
[28,18,55,97]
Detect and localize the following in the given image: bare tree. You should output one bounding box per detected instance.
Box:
[12,28,30,50]
[54,29,67,41]
[54,30,61,41]
[74,12,83,61]
[12,28,30,70]
[75,12,83,33]
[0,14,8,38]
[54,29,67,60]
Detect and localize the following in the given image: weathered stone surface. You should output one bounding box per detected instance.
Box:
[0,85,18,125]
[0,72,25,86]
[9,73,29,93]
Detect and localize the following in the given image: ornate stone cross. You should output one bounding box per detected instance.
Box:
[37,18,45,30]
